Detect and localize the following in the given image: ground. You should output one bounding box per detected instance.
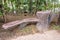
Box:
[9,30,60,40]
[0,30,60,40]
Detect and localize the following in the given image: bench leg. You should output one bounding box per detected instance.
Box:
[19,22,29,29]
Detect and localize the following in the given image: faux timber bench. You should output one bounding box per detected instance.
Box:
[2,9,60,32]
[2,18,39,29]
[2,10,51,32]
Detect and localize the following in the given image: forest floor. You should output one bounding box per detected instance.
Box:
[0,13,60,40]
[7,30,60,40]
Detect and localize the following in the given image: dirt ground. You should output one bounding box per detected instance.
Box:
[8,30,60,40]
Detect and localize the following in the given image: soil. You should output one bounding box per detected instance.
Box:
[9,30,60,40]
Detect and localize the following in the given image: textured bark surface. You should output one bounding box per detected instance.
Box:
[36,11,51,32]
[50,8,60,23]
[2,18,39,29]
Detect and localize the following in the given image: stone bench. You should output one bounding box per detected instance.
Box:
[2,9,60,32]
[50,8,60,23]
[2,18,39,29]
[36,9,60,31]
[36,10,51,31]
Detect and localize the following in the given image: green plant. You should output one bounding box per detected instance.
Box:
[51,25,60,30]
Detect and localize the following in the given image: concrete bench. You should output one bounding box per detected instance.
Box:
[50,8,60,23]
[36,10,51,31]
[2,18,39,29]
[2,9,60,32]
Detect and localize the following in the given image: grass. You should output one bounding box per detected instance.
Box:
[0,14,2,16]
[51,24,60,30]
[12,25,38,36]
[0,13,2,16]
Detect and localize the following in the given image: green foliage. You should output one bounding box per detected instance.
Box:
[51,24,60,30]
[0,11,2,16]
[1,0,60,14]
